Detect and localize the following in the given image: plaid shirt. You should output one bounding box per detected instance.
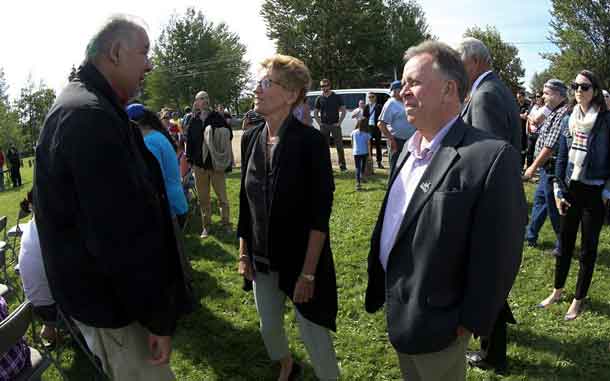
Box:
[534,102,570,158]
[0,298,30,381]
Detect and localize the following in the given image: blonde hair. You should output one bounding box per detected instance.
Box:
[260,54,311,106]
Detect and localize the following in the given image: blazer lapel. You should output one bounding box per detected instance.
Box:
[461,97,471,118]
[391,119,466,249]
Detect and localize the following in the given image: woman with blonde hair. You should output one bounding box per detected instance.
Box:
[237,54,339,380]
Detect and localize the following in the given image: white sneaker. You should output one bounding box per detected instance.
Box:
[200,228,209,238]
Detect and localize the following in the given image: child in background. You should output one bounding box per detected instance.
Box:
[351,118,372,190]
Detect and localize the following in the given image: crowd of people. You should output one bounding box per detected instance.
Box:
[1,11,609,381]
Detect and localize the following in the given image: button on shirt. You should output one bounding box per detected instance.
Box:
[379,116,458,270]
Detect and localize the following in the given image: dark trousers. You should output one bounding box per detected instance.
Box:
[479,302,515,368]
[369,127,383,164]
[9,166,21,187]
[354,154,367,184]
[526,134,538,167]
[555,181,604,299]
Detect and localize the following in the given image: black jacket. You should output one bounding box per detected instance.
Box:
[365,118,526,354]
[33,63,188,336]
[238,115,338,331]
[363,103,383,130]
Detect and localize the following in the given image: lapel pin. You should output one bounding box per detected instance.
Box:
[419,181,431,193]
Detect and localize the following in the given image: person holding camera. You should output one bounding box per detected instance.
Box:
[537,70,610,321]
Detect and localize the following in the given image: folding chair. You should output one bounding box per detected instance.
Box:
[0,216,21,300]
[181,167,199,232]
[0,301,51,380]
[54,307,108,380]
[8,208,30,262]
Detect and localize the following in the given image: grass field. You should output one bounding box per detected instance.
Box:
[1,163,609,380]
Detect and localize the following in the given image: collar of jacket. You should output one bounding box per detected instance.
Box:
[76,62,130,123]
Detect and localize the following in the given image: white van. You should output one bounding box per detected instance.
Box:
[305,88,391,141]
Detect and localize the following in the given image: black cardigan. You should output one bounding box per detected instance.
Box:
[238,115,338,331]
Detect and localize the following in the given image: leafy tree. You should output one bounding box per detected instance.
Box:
[0,68,9,107]
[68,65,78,82]
[464,26,525,93]
[530,69,554,93]
[15,77,56,147]
[544,0,610,88]
[0,103,25,152]
[261,0,431,88]
[143,8,249,112]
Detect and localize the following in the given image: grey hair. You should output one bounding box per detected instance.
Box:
[455,37,492,66]
[195,90,210,103]
[85,15,148,62]
[403,40,469,102]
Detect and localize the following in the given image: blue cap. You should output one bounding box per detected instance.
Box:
[126,103,145,120]
[389,80,402,91]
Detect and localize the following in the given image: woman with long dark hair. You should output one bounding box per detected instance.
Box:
[538,70,610,320]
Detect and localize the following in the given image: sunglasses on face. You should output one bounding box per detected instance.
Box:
[571,82,592,92]
[320,84,330,88]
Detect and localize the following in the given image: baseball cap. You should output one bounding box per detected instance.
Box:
[126,103,146,120]
[389,80,402,91]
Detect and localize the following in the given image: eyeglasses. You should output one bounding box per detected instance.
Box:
[571,82,592,92]
[368,96,375,99]
[257,78,284,90]
[320,84,330,89]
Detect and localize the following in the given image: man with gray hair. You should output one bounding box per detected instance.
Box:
[457,37,521,150]
[456,37,522,374]
[35,15,190,380]
[365,40,526,380]
[185,90,233,238]
[523,79,570,254]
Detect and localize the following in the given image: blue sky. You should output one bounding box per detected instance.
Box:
[420,0,557,88]
[1,0,557,100]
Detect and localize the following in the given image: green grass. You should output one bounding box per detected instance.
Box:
[1,164,609,380]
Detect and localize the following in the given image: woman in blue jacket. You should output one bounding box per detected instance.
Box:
[127,104,188,225]
[538,70,610,320]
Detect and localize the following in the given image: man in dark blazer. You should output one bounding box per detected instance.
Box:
[458,38,521,154]
[365,41,527,380]
[457,37,522,373]
[362,92,384,168]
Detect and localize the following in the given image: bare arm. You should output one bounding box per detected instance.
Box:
[338,106,346,124]
[294,230,326,303]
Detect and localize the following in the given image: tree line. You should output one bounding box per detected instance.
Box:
[1,0,606,151]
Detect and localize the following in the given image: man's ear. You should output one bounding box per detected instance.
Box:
[109,40,122,65]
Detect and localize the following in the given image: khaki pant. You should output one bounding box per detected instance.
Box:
[397,334,471,381]
[253,271,340,380]
[193,166,230,228]
[74,320,175,381]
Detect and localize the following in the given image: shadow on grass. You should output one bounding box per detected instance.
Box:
[594,249,610,268]
[509,325,609,379]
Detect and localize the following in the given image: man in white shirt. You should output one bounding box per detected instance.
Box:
[365,40,526,381]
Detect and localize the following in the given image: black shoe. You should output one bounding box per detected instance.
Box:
[466,351,507,374]
[525,239,537,248]
[340,166,347,172]
[377,162,385,169]
[288,361,303,381]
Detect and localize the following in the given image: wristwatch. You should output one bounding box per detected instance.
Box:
[300,273,315,282]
